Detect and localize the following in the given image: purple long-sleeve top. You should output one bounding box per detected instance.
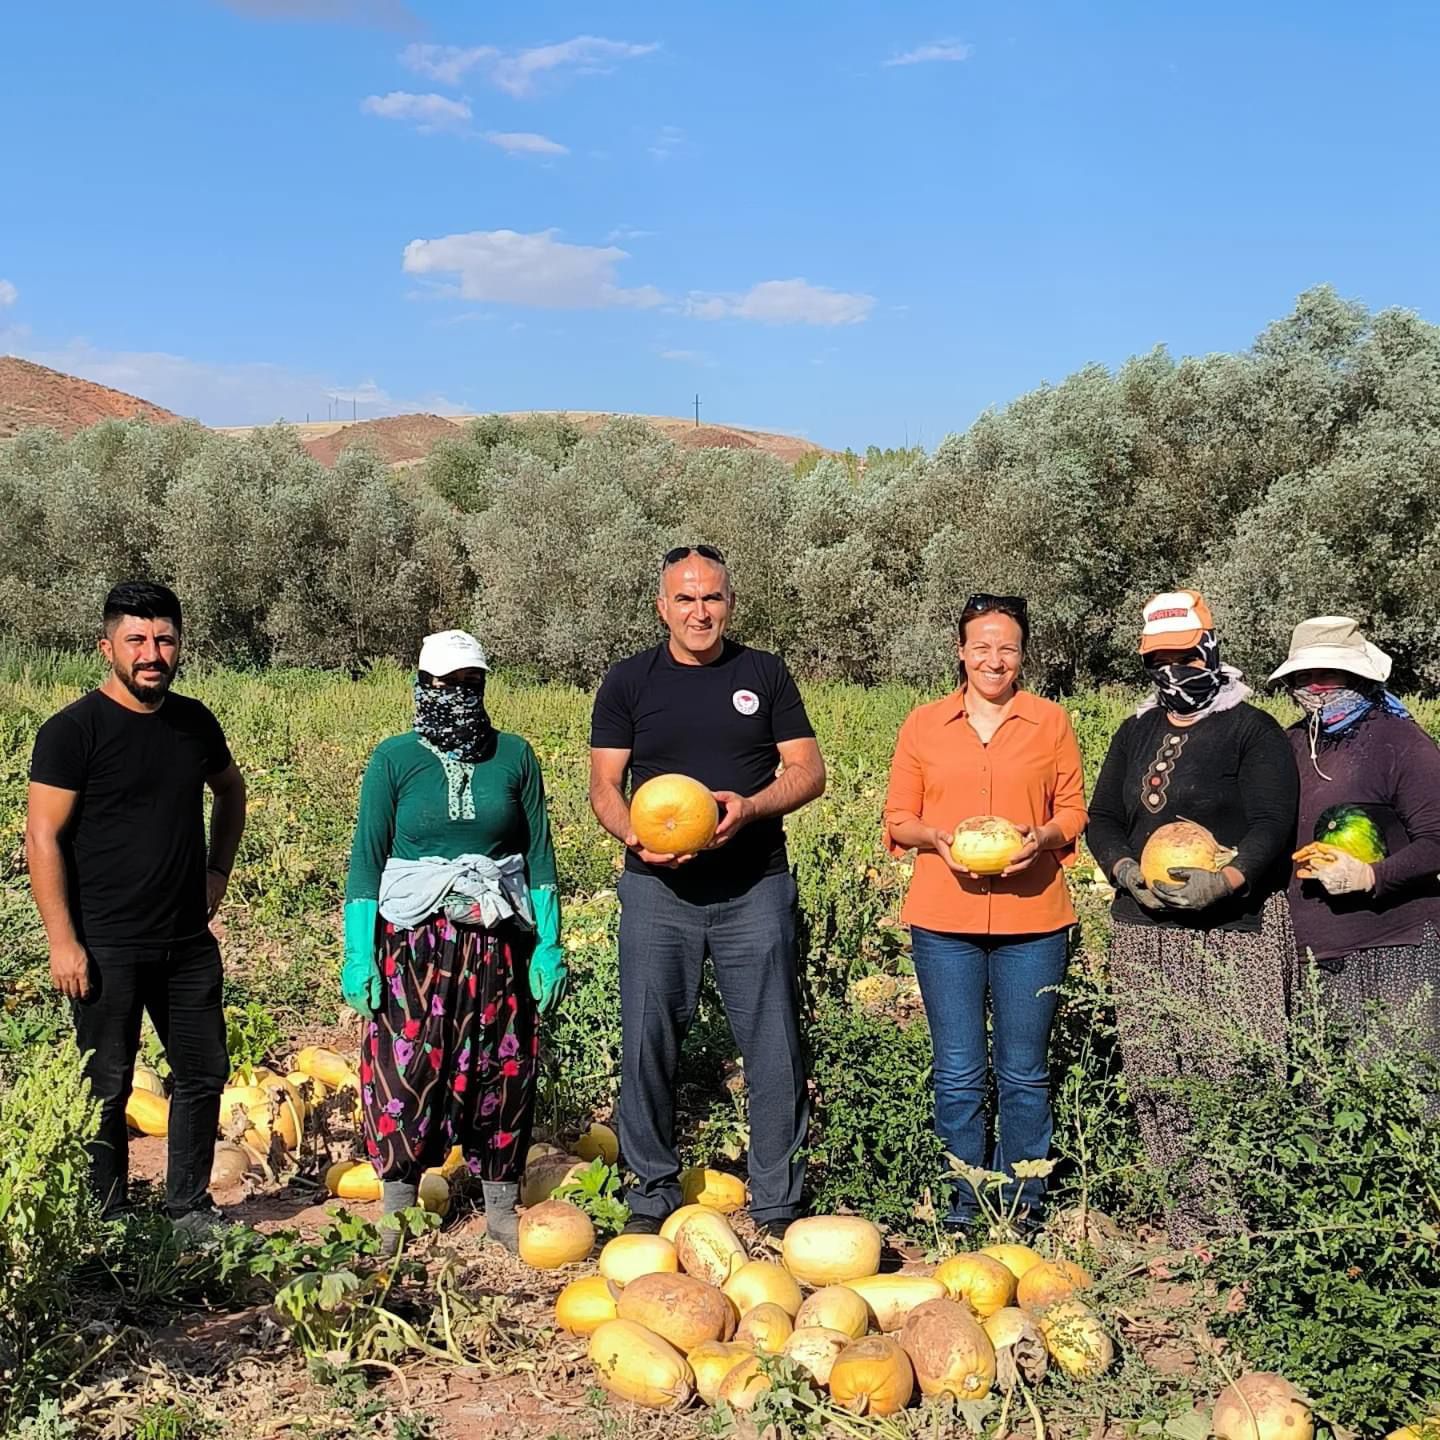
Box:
[1288,709,1440,965]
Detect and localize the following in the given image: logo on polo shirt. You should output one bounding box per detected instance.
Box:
[732,689,759,716]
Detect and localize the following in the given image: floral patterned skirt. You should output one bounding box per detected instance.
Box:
[360,914,538,1184]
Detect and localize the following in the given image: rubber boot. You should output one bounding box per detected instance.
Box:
[482,1180,520,1254]
[379,1179,417,1258]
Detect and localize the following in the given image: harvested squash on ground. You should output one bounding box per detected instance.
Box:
[599,1233,679,1287]
[843,1273,946,1333]
[979,1242,1044,1281]
[934,1252,1016,1317]
[614,1271,738,1352]
[680,1166,747,1213]
[735,1301,793,1355]
[828,1336,915,1416]
[521,1153,588,1207]
[782,1215,883,1286]
[209,1141,252,1187]
[689,1341,752,1404]
[124,1089,169,1137]
[555,1275,619,1336]
[796,1285,870,1339]
[716,1355,772,1411]
[982,1306,1049,1387]
[325,1159,381,1201]
[130,1063,166,1098]
[587,1319,694,1410]
[673,1208,747,1286]
[660,1202,713,1243]
[724,1259,803,1318]
[518,1198,595,1269]
[783,1326,852,1386]
[1016,1257,1092,1312]
[899,1298,996,1400]
[294,1045,357,1090]
[1212,1373,1315,1440]
[1037,1301,1114,1377]
[574,1121,619,1165]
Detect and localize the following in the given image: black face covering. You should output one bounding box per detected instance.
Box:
[1144,631,1225,717]
[413,679,493,761]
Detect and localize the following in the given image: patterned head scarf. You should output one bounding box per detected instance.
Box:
[413,677,493,762]
[1138,629,1252,721]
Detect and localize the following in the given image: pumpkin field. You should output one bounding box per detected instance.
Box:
[2,653,1438,1440]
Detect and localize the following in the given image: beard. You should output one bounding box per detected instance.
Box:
[119,660,176,703]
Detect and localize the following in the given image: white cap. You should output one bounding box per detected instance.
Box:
[417,629,489,676]
[1268,616,1391,685]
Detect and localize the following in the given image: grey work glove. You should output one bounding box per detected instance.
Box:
[1113,858,1165,911]
[1152,866,1236,910]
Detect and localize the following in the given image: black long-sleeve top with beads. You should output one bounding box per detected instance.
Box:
[1086,702,1299,933]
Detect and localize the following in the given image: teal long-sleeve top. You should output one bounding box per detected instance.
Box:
[345,730,559,904]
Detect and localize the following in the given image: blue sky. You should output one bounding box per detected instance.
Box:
[3,1,1438,449]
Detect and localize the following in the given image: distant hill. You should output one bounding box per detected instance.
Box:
[216,411,829,468]
[0,357,830,465]
[0,356,188,439]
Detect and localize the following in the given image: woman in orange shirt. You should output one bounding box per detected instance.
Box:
[884,595,1088,1233]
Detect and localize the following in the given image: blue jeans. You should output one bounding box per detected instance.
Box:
[910,926,1069,1224]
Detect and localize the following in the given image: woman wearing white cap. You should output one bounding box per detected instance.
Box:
[1274,617,1440,1054]
[341,630,565,1253]
[1087,590,1299,1245]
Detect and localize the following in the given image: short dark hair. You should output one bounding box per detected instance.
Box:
[103,581,183,634]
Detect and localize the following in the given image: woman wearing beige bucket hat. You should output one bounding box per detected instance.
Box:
[1273,617,1440,1057]
[1087,590,1299,1245]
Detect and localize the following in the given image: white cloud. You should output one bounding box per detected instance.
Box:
[220,0,418,28]
[8,336,463,426]
[649,124,684,161]
[402,229,664,310]
[607,226,655,243]
[885,39,973,66]
[483,130,568,156]
[399,35,658,98]
[362,91,472,133]
[685,279,875,327]
[0,280,17,308]
[658,348,711,366]
[399,42,497,86]
[491,35,659,97]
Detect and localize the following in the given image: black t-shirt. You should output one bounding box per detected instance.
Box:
[1085,701,1298,933]
[29,689,233,947]
[590,640,815,901]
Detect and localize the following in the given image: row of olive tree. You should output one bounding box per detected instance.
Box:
[1,286,1435,691]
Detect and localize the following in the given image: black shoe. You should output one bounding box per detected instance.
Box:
[622,1214,664,1236]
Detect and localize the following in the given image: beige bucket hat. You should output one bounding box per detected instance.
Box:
[1268,615,1392,685]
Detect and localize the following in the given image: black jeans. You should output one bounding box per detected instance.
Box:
[71,937,228,1218]
[616,869,809,1224]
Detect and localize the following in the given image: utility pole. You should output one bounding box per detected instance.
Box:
[694,393,701,427]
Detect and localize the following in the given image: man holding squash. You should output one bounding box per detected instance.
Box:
[25,582,246,1239]
[589,545,826,1239]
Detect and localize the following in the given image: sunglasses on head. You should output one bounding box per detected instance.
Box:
[662,544,726,570]
[963,593,1029,619]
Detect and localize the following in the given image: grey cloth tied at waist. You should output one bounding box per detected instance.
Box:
[378,853,534,931]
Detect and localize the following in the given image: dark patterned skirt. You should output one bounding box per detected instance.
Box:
[360,914,538,1184]
[1317,924,1440,1073]
[1109,892,1296,1246]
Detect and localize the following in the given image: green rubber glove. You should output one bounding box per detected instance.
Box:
[527,885,566,1016]
[342,898,381,1016]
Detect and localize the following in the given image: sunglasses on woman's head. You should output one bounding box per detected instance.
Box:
[662,544,726,569]
[963,593,1029,619]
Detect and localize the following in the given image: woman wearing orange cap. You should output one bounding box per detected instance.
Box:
[1086,591,1298,1245]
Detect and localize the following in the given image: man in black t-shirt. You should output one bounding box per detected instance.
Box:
[589,546,826,1238]
[26,582,247,1237]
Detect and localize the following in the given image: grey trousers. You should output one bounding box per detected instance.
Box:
[616,868,809,1224]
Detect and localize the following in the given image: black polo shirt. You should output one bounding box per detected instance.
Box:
[590,640,814,902]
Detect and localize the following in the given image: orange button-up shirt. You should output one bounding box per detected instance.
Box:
[884,688,1088,936]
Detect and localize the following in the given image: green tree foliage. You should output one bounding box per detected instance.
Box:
[1,288,1436,689]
